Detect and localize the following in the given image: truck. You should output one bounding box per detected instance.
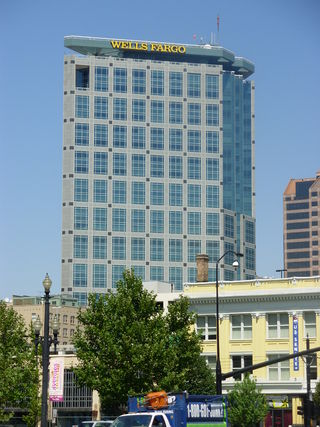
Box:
[110,391,228,427]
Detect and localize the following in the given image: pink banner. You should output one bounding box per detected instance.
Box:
[49,357,64,402]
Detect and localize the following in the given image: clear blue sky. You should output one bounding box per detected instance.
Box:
[1,0,319,298]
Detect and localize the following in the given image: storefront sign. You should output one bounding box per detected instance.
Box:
[293,315,299,371]
[110,40,186,54]
[49,357,64,402]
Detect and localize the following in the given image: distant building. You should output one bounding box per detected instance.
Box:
[283,171,320,277]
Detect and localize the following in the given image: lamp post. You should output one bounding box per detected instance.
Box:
[33,274,59,427]
[215,251,243,395]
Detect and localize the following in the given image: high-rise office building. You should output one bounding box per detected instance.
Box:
[283,172,320,278]
[62,36,256,304]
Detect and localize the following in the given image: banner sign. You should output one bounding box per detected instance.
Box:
[49,357,64,402]
[187,402,224,422]
[293,315,299,371]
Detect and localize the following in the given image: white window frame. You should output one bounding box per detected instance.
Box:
[304,312,316,338]
[230,353,253,380]
[267,353,290,381]
[231,314,252,340]
[267,313,289,339]
[202,353,216,371]
[196,315,216,341]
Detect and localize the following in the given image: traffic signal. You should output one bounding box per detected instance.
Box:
[297,405,304,416]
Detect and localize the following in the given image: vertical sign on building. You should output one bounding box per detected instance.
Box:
[49,357,64,402]
[293,315,299,371]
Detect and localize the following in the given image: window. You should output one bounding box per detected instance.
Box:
[113,153,127,176]
[169,129,183,151]
[73,264,87,287]
[74,207,88,230]
[74,236,88,258]
[196,315,216,340]
[188,212,201,235]
[74,179,88,202]
[206,158,219,180]
[132,126,146,149]
[169,239,183,262]
[75,95,89,118]
[206,240,220,264]
[112,180,126,204]
[131,209,145,232]
[169,156,183,179]
[150,128,164,150]
[206,104,219,126]
[151,70,164,95]
[169,211,183,234]
[93,236,107,259]
[188,267,197,283]
[224,215,234,238]
[75,123,89,146]
[93,179,107,203]
[203,355,216,370]
[75,151,89,174]
[70,316,75,324]
[95,66,108,92]
[304,312,316,338]
[169,102,183,124]
[112,265,125,288]
[206,131,219,153]
[187,130,201,152]
[131,237,145,260]
[231,315,252,340]
[150,210,164,233]
[169,267,183,290]
[112,208,126,232]
[94,124,108,147]
[94,152,107,175]
[132,69,146,94]
[113,125,127,148]
[112,237,126,260]
[132,154,145,177]
[113,97,127,121]
[187,73,201,98]
[131,182,145,204]
[188,240,201,262]
[94,96,108,119]
[206,185,219,208]
[150,155,164,178]
[169,183,183,206]
[93,208,107,231]
[206,74,219,99]
[150,266,164,281]
[267,313,289,339]
[150,238,164,261]
[245,247,255,271]
[188,184,201,207]
[150,183,164,205]
[232,355,253,380]
[245,221,255,244]
[268,355,290,380]
[151,100,164,123]
[132,99,146,122]
[73,292,87,305]
[132,266,145,281]
[113,68,127,93]
[188,103,201,125]
[206,213,219,235]
[169,72,183,97]
[92,265,107,288]
[310,354,318,380]
[188,157,201,179]
[76,66,89,89]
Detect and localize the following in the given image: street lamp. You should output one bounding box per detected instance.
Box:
[215,251,243,395]
[33,274,59,427]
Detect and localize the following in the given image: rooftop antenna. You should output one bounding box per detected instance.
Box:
[217,14,220,45]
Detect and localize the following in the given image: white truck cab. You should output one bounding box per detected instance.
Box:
[112,412,172,427]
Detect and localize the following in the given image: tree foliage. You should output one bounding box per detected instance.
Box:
[314,380,320,408]
[227,375,269,427]
[73,269,215,411]
[0,301,40,424]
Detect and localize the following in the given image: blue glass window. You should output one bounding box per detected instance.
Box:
[150,183,164,205]
[188,212,201,235]
[75,95,89,118]
[131,237,145,261]
[206,213,219,235]
[206,158,219,181]
[169,239,183,262]
[206,104,219,126]
[245,221,255,244]
[150,128,164,150]
[206,240,220,263]
[150,210,164,233]
[132,69,146,94]
[112,237,126,260]
[151,100,164,123]
[224,242,235,266]
[92,264,107,288]
[245,247,255,271]
[113,68,127,93]
[169,211,183,234]
[74,178,88,202]
[94,124,108,147]
[150,238,164,261]
[112,265,125,288]
[224,214,234,238]
[131,182,145,204]
[132,126,146,149]
[187,73,201,98]
[113,153,127,176]
[132,99,146,122]
[150,155,164,178]
[188,184,201,207]
[169,72,183,97]
[169,156,183,179]
[188,103,201,125]
[113,125,127,148]
[113,98,127,120]
[132,154,145,177]
[93,207,107,231]
[93,179,107,203]
[94,96,108,119]
[132,266,145,280]
[112,208,126,231]
[188,268,197,283]
[206,131,219,153]
[94,152,108,175]
[151,70,164,96]
[169,267,183,290]
[93,236,107,259]
[95,67,108,92]
[187,130,201,152]
[188,240,201,262]
[75,123,89,146]
[112,180,126,204]
[74,235,88,258]
[169,102,183,124]
[73,264,87,287]
[150,266,164,281]
[188,157,201,179]
[206,74,219,99]
[206,185,219,208]
[131,209,145,232]
[74,207,88,230]
[169,129,182,151]
[169,183,183,206]
[75,151,89,174]
[73,291,87,305]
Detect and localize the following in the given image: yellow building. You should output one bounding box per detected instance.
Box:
[184,273,320,426]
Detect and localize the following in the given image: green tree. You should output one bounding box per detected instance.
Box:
[0,301,40,424]
[227,375,269,427]
[314,380,320,407]
[73,269,215,412]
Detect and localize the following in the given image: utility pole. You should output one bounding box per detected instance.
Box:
[305,335,312,427]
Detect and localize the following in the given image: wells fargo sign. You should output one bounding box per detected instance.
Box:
[110,40,186,54]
